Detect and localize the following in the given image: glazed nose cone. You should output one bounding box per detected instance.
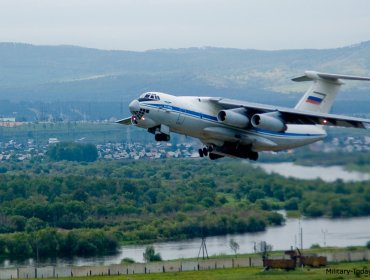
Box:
[129,99,140,112]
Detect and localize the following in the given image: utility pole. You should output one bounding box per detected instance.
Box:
[197,237,209,260]
[300,225,303,250]
[322,229,328,247]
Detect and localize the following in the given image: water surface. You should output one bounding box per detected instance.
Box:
[256,162,370,182]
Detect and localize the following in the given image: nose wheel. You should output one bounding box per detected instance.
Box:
[198,146,213,158]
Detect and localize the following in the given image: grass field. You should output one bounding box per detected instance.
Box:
[40,261,370,280]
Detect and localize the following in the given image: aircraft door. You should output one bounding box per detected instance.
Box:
[176,111,185,125]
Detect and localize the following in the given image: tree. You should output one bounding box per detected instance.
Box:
[143,245,162,262]
[47,142,98,162]
[25,217,45,233]
[229,238,240,257]
[0,237,6,254]
[248,189,265,203]
[6,233,33,258]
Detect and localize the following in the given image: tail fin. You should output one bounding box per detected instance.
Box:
[293,71,370,113]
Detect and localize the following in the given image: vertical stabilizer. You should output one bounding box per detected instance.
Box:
[293,71,370,113]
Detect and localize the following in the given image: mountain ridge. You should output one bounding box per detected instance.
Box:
[0,41,370,104]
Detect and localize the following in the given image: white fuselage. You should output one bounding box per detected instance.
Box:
[130,92,327,153]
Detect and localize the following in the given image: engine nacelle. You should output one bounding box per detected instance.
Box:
[217,108,249,129]
[251,112,287,132]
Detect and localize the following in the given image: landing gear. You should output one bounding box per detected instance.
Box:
[209,142,259,161]
[155,133,170,141]
[149,124,171,142]
[249,151,259,161]
[198,148,204,158]
[198,146,212,158]
[199,143,258,161]
[209,153,224,160]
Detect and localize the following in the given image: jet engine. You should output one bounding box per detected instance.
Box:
[217,108,249,129]
[251,112,287,132]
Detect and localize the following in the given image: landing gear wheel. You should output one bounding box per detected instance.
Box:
[202,148,208,157]
[155,134,170,142]
[249,152,259,161]
[198,148,204,158]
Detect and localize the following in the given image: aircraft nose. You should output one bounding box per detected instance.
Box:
[129,99,140,112]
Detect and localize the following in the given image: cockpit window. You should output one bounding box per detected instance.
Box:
[138,92,160,102]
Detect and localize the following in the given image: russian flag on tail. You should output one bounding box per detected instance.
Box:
[306,91,326,105]
[306,95,323,105]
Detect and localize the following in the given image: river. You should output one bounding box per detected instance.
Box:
[255,162,370,182]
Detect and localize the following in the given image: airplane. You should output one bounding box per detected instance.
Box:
[117,71,370,161]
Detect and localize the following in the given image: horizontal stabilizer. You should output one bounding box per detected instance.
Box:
[292,71,370,82]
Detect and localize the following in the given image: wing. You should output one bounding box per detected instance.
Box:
[116,117,132,125]
[210,98,370,129]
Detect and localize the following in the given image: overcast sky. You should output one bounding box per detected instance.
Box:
[1,0,370,51]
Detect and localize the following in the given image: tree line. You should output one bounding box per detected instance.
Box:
[0,228,118,259]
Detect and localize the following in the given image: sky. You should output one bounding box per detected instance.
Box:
[1,0,370,51]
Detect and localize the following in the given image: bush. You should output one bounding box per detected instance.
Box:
[143,245,162,262]
[285,197,299,210]
[304,203,324,217]
[267,212,284,226]
[121,257,135,264]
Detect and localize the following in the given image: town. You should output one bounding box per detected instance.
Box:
[0,124,369,162]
